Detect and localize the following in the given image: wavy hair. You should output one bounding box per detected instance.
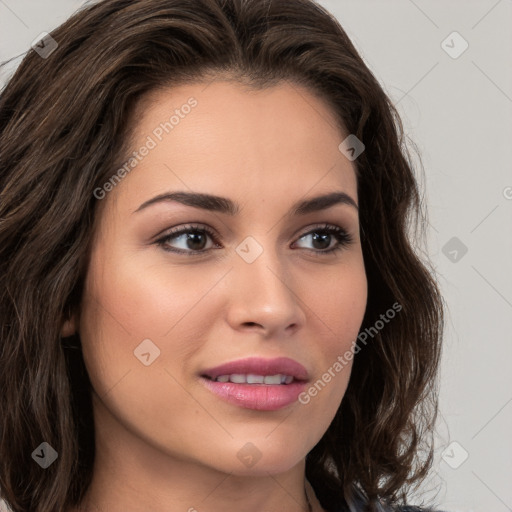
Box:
[0,1,444,511]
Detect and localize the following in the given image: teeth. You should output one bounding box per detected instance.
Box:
[247,374,264,384]
[213,374,294,384]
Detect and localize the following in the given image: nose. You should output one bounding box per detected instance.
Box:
[225,244,306,338]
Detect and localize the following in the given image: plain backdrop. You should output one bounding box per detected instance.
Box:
[1,1,511,512]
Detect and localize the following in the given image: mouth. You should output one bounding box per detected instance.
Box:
[199,357,309,411]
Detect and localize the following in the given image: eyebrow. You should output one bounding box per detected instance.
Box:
[133,190,358,215]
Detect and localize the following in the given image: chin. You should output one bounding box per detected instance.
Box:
[206,437,310,476]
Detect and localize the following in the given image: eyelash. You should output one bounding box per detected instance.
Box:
[155,223,354,258]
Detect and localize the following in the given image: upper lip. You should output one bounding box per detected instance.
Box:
[200,357,309,381]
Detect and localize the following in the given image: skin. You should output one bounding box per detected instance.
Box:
[63,79,368,512]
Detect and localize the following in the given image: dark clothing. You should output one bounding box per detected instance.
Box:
[327,484,444,512]
[334,503,444,512]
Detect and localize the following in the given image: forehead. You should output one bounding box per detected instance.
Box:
[133,78,346,138]
[107,79,357,214]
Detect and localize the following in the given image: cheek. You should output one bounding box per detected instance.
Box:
[77,252,224,392]
[298,258,367,416]
[77,254,224,450]
[84,249,208,335]
[305,257,367,350]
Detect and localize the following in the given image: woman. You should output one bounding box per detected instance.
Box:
[0,1,445,511]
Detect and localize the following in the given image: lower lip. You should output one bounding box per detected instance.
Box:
[200,377,308,411]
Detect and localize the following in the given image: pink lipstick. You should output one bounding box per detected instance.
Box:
[199,357,309,411]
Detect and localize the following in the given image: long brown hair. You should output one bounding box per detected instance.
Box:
[0,1,444,511]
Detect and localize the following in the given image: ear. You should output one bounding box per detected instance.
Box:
[60,312,78,338]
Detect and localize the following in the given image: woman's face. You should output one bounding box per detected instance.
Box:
[73,80,367,476]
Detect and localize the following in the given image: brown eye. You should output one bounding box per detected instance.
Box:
[156,224,220,256]
[293,224,353,255]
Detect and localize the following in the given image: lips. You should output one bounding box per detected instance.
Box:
[199,357,309,411]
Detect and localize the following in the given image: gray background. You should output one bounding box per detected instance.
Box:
[1,1,511,511]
